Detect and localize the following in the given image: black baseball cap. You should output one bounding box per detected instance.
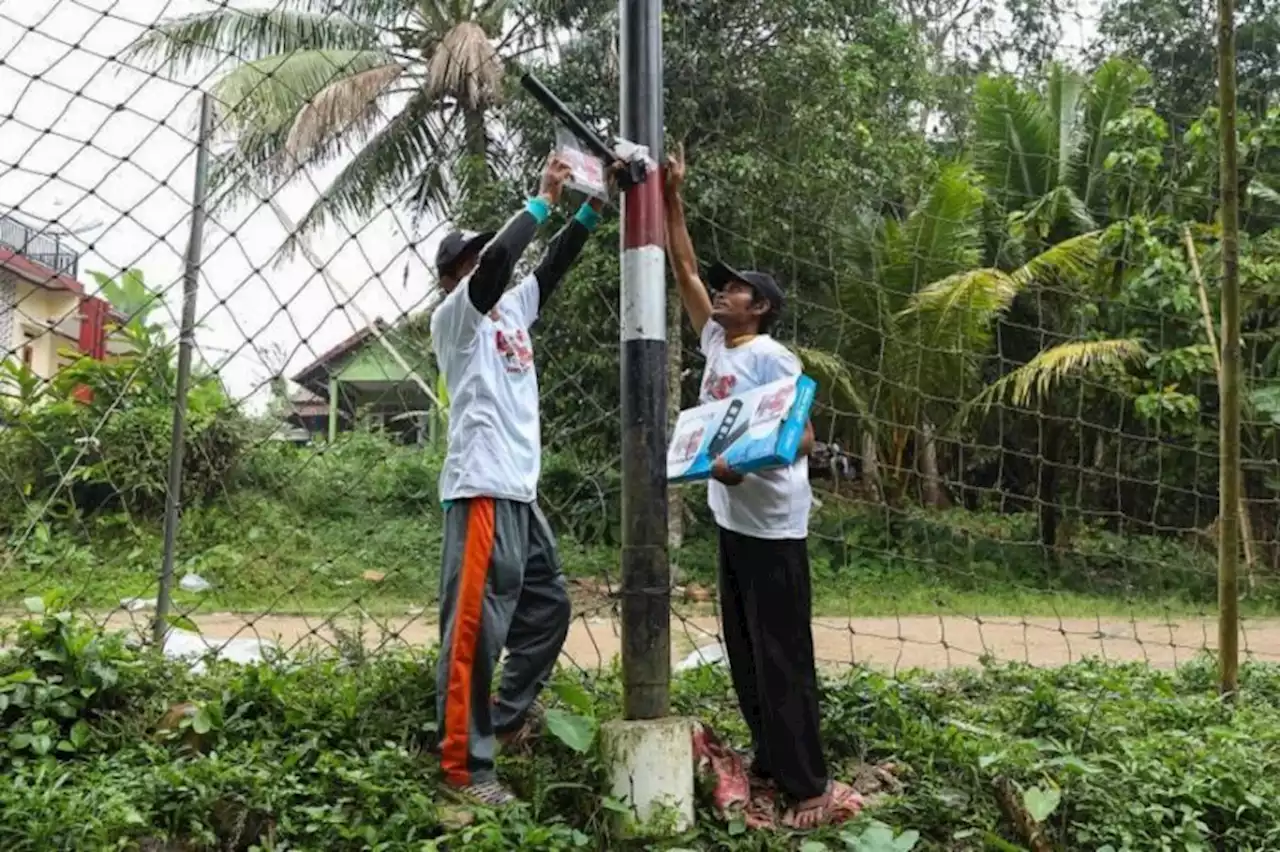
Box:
[435,229,495,277]
[708,260,785,315]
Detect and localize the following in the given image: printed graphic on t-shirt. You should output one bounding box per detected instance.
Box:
[702,367,736,400]
[495,328,533,373]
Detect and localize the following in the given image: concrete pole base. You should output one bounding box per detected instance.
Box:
[599,716,695,837]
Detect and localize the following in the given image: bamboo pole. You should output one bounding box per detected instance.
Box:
[1215,0,1242,698]
[1182,226,1255,595]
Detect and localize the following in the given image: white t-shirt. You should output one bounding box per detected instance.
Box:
[431,274,542,503]
[699,322,812,540]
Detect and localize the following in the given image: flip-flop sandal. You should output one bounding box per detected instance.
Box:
[780,781,864,831]
[743,777,779,830]
[444,779,520,808]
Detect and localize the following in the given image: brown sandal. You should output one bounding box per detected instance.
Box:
[780,781,863,831]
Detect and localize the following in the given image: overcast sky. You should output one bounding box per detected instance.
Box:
[0,0,451,414]
[0,0,1098,415]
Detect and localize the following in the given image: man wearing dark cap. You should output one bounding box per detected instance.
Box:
[663,145,859,830]
[429,154,603,807]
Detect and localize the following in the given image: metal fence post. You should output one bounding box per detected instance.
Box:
[153,92,213,648]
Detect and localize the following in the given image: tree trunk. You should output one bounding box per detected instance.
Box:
[667,297,685,583]
[464,107,486,157]
[919,419,948,508]
[462,108,488,197]
[861,431,884,503]
[1038,419,1063,556]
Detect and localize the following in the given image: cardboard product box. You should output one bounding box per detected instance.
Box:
[666,374,817,484]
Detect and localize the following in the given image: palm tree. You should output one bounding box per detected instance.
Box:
[798,164,1104,507]
[125,0,524,237]
[973,58,1150,249]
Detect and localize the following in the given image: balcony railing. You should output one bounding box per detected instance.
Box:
[0,212,79,277]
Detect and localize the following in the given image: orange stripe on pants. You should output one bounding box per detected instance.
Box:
[441,497,495,786]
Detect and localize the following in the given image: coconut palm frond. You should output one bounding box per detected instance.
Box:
[123,8,377,74]
[900,229,1100,362]
[285,62,405,159]
[974,75,1055,204]
[1046,63,1087,190]
[425,21,504,109]
[285,88,451,247]
[967,338,1145,417]
[1248,180,1280,208]
[903,268,1019,324]
[1008,230,1101,290]
[212,49,397,135]
[795,345,874,427]
[1018,184,1096,238]
[1080,57,1150,208]
[886,164,985,295]
[325,0,420,30]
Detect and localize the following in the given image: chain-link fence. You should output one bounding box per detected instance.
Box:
[1,0,1276,684]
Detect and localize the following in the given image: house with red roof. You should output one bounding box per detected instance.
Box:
[0,211,129,387]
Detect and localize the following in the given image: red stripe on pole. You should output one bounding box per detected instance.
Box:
[623,168,665,249]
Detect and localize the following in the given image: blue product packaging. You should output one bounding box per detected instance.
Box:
[666,374,817,483]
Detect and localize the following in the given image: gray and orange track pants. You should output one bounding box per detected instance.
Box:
[435,497,571,787]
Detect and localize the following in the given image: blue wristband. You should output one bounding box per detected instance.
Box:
[525,196,551,224]
[574,203,601,231]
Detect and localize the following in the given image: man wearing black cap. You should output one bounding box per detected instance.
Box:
[663,146,859,830]
[429,154,604,807]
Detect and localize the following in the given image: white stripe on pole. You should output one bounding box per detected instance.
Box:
[621,244,666,342]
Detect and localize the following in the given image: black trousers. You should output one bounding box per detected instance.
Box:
[717,526,828,801]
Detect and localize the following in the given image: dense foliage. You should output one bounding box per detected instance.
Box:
[4,0,1280,842]
[4,0,1280,611]
[5,605,1280,850]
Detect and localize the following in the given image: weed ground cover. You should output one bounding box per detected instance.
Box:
[3,600,1279,850]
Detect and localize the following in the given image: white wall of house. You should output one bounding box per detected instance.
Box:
[0,270,81,381]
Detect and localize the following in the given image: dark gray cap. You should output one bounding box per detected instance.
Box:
[708,259,784,314]
[435,229,495,277]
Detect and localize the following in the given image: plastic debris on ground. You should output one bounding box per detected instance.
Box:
[676,642,727,672]
[162,628,278,674]
[119,597,158,612]
[179,572,212,593]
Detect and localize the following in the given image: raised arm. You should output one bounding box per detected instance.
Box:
[468,155,574,314]
[663,144,713,335]
[531,197,604,311]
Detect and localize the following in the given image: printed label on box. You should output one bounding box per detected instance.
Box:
[666,374,817,483]
[555,127,608,199]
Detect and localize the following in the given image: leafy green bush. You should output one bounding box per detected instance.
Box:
[539,451,621,546]
[0,347,247,523]
[236,432,443,519]
[0,594,180,765]
[6,609,1280,850]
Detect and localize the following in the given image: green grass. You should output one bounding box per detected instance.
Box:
[1,538,1261,623]
[811,580,1274,620]
[5,495,1276,625]
[6,605,1280,850]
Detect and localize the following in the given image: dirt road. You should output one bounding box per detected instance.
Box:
[91,608,1280,671]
